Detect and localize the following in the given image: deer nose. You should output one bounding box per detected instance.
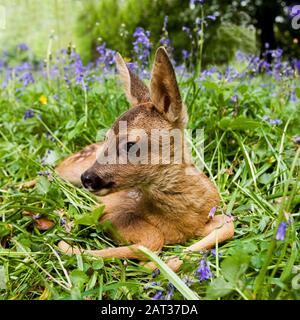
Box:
[81,171,104,191]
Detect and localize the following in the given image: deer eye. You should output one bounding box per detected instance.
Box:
[126,142,136,153]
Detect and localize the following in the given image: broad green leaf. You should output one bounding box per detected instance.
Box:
[36,176,50,194]
[206,278,233,299]
[92,259,104,270]
[75,206,104,226]
[70,269,89,287]
[221,252,250,285]
[219,116,261,131]
[0,222,11,238]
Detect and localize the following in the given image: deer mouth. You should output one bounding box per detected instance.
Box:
[93,181,115,196]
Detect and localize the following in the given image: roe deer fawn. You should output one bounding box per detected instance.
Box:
[56,47,234,271]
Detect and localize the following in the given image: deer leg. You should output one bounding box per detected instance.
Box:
[58,216,165,261]
[143,215,234,273]
[185,214,234,253]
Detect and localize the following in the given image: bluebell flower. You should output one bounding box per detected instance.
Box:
[276,222,287,241]
[162,16,168,31]
[209,206,216,218]
[96,43,116,73]
[153,290,163,300]
[182,50,190,60]
[293,136,300,144]
[295,60,300,72]
[196,258,213,281]
[182,26,192,39]
[211,249,224,257]
[165,283,176,300]
[231,95,238,104]
[133,27,151,72]
[206,15,216,21]
[190,0,205,7]
[24,109,34,119]
[126,62,137,72]
[17,43,29,51]
[151,268,160,278]
[269,119,281,125]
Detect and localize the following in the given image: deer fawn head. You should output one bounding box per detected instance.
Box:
[81,47,191,196]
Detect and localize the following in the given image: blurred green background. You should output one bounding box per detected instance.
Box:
[0,0,299,65]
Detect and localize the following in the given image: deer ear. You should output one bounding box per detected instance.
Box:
[115,53,150,106]
[150,47,183,123]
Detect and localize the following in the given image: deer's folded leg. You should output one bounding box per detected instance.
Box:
[58,216,165,261]
[184,214,234,253]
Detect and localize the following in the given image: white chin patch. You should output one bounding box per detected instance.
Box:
[97,188,111,196]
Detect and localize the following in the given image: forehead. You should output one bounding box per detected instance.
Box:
[112,104,167,135]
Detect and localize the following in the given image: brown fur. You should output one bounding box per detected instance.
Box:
[56,47,234,270]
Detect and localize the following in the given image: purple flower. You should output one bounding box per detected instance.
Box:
[206,15,216,21]
[276,222,287,241]
[17,43,29,51]
[132,27,151,71]
[231,95,238,103]
[209,207,216,218]
[269,119,281,126]
[126,62,137,72]
[190,0,205,7]
[182,49,190,60]
[182,26,192,39]
[15,62,35,87]
[196,258,213,281]
[152,268,160,278]
[211,249,224,257]
[293,136,300,144]
[295,60,300,72]
[165,283,176,300]
[24,109,34,119]
[271,48,283,59]
[162,16,168,31]
[159,37,171,48]
[153,290,163,300]
[96,43,116,73]
[71,52,85,85]
[288,5,300,19]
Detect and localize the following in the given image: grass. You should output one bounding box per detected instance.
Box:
[0,46,299,300]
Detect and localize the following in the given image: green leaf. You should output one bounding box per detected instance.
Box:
[0,222,11,238]
[221,252,250,285]
[70,269,89,287]
[36,176,50,195]
[75,206,104,226]
[296,87,300,99]
[219,116,261,131]
[92,259,104,270]
[206,278,233,299]
[258,173,273,184]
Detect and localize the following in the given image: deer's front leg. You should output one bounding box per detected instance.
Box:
[58,214,165,261]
